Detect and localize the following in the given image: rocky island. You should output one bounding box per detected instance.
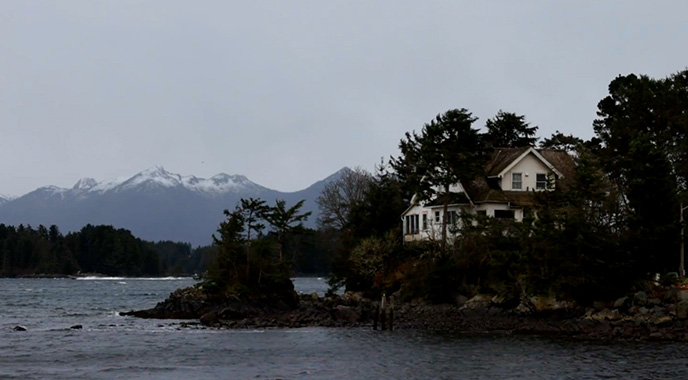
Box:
[122,285,688,341]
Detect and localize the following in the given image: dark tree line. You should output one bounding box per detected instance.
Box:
[0,223,209,277]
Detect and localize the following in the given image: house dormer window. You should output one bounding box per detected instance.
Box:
[512,173,522,190]
[536,173,547,190]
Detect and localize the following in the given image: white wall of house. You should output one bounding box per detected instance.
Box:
[403,202,524,242]
[501,153,552,192]
[403,204,462,242]
[402,204,427,242]
[475,203,524,221]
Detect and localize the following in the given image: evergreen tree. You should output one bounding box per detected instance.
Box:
[539,131,584,153]
[211,208,246,289]
[484,110,538,147]
[392,108,489,248]
[265,199,311,262]
[593,70,688,275]
[236,198,269,278]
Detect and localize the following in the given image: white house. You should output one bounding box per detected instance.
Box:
[401,147,574,242]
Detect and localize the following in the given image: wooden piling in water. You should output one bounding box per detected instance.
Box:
[373,293,394,331]
[389,296,394,331]
[380,294,387,330]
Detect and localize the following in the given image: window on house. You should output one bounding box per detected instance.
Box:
[434,211,440,223]
[494,209,515,219]
[405,215,419,235]
[512,173,522,190]
[422,214,427,230]
[536,173,547,190]
[447,211,459,225]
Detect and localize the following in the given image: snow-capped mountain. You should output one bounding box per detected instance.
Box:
[31,166,265,197]
[0,166,349,245]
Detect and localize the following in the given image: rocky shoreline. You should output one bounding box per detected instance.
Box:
[120,286,688,341]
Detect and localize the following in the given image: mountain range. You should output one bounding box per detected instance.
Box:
[0,166,347,246]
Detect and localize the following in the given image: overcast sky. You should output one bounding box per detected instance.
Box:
[1,1,687,196]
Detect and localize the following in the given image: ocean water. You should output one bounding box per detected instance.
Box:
[2,277,688,379]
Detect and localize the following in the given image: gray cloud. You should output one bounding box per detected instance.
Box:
[2,1,687,196]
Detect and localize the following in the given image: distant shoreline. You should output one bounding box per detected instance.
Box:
[0,274,196,279]
[0,274,74,279]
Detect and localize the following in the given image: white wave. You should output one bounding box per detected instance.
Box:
[232,329,266,334]
[75,276,193,281]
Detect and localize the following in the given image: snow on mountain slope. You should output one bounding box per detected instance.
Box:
[186,173,259,194]
[90,176,131,193]
[35,185,69,196]
[27,166,265,197]
[72,178,98,190]
[111,166,264,195]
[116,165,183,191]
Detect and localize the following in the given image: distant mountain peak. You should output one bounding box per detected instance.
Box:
[117,165,182,190]
[73,178,98,190]
[140,165,169,176]
[332,166,352,177]
[313,166,351,186]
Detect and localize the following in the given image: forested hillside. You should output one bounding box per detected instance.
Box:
[0,224,209,277]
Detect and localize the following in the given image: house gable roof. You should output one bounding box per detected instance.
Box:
[426,191,471,207]
[486,147,530,176]
[465,147,575,206]
[401,147,576,216]
[492,147,564,179]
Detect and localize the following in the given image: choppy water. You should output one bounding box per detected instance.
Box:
[2,278,688,379]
